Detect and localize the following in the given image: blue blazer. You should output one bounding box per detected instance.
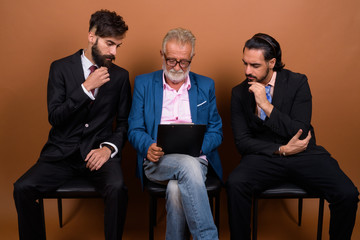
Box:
[128,70,223,186]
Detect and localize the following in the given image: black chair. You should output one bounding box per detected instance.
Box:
[145,173,222,240]
[252,183,325,240]
[38,177,101,237]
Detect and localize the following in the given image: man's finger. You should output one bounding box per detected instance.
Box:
[305,130,312,140]
[95,161,104,171]
[294,129,303,139]
[85,151,94,162]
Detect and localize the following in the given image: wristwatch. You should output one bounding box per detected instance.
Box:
[103,144,115,153]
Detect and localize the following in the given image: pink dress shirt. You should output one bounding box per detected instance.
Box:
[160,74,192,124]
[160,73,207,160]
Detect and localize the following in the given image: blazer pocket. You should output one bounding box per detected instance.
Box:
[197,100,208,112]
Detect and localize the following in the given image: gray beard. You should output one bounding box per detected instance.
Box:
[162,63,190,84]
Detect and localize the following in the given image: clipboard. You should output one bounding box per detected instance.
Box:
[157,124,206,157]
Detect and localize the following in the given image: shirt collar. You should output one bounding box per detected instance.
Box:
[267,71,277,87]
[81,49,97,71]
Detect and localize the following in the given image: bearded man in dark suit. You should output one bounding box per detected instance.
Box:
[226,33,358,240]
[14,9,131,240]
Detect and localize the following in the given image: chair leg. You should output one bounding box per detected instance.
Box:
[185,225,191,240]
[149,196,157,240]
[317,198,325,240]
[38,198,47,240]
[209,195,214,214]
[57,198,63,228]
[215,193,220,233]
[298,198,303,226]
[252,198,258,240]
[207,193,220,234]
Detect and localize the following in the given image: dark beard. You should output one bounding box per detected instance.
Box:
[91,39,115,68]
[246,66,270,83]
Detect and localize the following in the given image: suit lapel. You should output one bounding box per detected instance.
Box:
[70,50,86,87]
[188,73,197,123]
[154,71,163,127]
[272,71,285,109]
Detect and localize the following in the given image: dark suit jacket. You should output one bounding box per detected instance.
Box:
[38,50,132,162]
[128,70,223,186]
[231,69,328,157]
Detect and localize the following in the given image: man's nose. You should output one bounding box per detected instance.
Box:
[110,46,117,56]
[245,65,252,75]
[173,62,182,71]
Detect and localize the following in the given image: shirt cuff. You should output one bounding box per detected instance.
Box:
[100,142,118,158]
[81,83,95,100]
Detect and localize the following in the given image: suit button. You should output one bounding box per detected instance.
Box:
[85,123,89,128]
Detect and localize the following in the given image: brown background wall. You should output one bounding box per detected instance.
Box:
[1,0,359,239]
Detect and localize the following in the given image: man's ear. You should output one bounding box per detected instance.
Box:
[88,31,96,45]
[269,58,276,69]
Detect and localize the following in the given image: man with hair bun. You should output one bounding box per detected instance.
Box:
[226,33,358,240]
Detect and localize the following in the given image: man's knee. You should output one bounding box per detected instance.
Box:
[166,180,182,207]
[226,171,253,198]
[330,182,359,206]
[340,185,359,205]
[178,155,205,181]
[14,177,32,195]
[226,170,245,189]
[13,177,36,202]
[104,178,127,197]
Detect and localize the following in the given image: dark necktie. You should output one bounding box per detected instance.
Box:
[89,65,97,96]
[260,85,272,120]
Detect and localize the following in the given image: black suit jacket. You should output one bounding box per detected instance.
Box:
[39,50,132,162]
[231,69,328,157]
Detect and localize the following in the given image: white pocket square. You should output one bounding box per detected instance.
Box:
[197,101,207,107]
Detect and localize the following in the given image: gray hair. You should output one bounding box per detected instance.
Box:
[162,28,196,57]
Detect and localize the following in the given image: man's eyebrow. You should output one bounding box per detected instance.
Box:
[106,40,116,45]
[106,40,123,47]
[242,59,260,66]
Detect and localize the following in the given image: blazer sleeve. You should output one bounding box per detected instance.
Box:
[201,80,223,155]
[265,74,313,140]
[128,76,156,157]
[104,71,132,151]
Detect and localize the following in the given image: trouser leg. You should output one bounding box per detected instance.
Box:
[90,160,128,240]
[226,155,287,240]
[288,154,359,240]
[13,161,75,240]
[144,154,218,240]
[165,180,187,240]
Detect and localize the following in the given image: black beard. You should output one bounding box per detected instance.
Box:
[91,40,115,68]
[246,67,270,83]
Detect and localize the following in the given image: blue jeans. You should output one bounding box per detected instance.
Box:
[144,154,218,240]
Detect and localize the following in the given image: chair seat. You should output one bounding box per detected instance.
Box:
[39,176,103,233]
[40,177,101,198]
[253,182,325,240]
[259,183,317,198]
